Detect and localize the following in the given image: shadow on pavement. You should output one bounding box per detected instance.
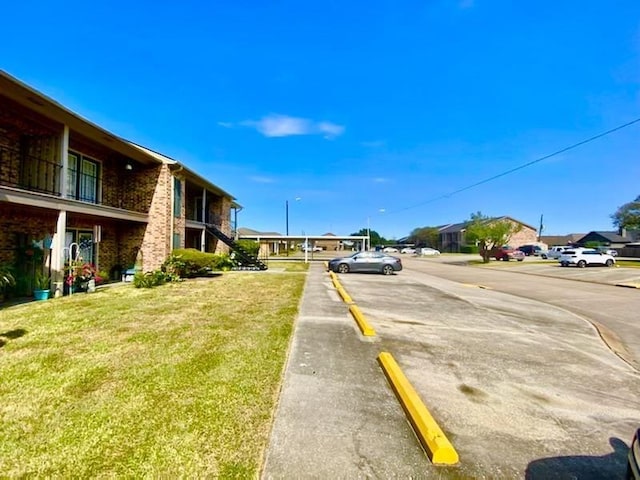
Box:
[525,437,629,479]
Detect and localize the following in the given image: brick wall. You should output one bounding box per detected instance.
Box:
[0,204,57,264]
[140,164,174,271]
[507,224,538,248]
[0,96,60,189]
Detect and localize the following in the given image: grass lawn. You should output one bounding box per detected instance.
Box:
[616,260,640,268]
[0,271,305,478]
[265,261,310,272]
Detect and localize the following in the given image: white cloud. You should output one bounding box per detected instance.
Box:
[241,114,345,139]
[316,121,345,139]
[217,121,233,128]
[373,177,391,183]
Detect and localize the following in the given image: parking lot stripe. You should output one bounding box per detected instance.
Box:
[377,352,459,466]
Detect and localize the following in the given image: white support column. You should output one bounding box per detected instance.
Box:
[201,188,207,252]
[51,211,67,297]
[51,125,70,297]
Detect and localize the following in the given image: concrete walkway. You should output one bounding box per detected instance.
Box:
[260,263,433,479]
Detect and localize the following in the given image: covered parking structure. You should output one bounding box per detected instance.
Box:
[236,234,369,262]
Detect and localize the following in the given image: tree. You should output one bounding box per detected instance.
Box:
[408,226,440,247]
[350,228,387,249]
[465,212,522,263]
[611,195,640,230]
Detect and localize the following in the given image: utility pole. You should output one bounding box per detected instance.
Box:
[538,214,544,241]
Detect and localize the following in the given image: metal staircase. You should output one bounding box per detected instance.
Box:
[204,223,268,271]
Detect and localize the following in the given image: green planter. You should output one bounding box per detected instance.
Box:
[33,289,50,301]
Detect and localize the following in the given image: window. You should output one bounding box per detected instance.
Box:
[67,152,100,203]
[173,177,182,217]
[65,230,94,264]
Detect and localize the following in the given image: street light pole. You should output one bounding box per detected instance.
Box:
[286,200,289,236]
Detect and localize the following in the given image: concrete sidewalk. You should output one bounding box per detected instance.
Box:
[260,263,436,479]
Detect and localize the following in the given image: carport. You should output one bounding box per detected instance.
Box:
[236,234,369,262]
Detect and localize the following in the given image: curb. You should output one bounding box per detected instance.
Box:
[377,352,459,466]
[348,304,376,336]
[336,285,354,304]
[615,283,640,289]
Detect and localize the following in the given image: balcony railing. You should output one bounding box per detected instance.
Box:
[0,146,61,196]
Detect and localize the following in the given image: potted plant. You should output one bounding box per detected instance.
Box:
[33,271,51,301]
[0,263,15,303]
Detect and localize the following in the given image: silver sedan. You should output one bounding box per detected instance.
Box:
[327,251,402,275]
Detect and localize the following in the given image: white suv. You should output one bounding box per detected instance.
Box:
[558,249,616,268]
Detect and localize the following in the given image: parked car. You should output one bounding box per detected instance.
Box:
[558,249,616,267]
[492,246,525,261]
[400,247,416,254]
[417,247,440,256]
[628,428,639,479]
[547,246,573,259]
[595,246,618,257]
[327,251,402,275]
[517,245,548,258]
[382,247,399,253]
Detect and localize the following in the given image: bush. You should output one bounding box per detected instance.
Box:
[235,240,259,257]
[460,245,479,254]
[133,270,167,288]
[163,249,233,279]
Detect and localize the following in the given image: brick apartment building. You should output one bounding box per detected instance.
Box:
[0,70,238,297]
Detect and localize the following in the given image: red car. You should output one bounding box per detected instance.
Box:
[492,245,525,262]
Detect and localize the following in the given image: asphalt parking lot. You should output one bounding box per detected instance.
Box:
[263,259,640,479]
[431,253,640,287]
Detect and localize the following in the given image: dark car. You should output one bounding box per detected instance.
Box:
[492,245,525,261]
[327,251,402,275]
[627,428,639,479]
[517,245,548,258]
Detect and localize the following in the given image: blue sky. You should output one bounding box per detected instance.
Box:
[2,1,639,239]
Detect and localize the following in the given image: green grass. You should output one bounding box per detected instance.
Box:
[616,260,640,268]
[266,261,310,272]
[0,272,305,478]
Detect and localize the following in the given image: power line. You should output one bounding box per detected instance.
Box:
[391,117,640,214]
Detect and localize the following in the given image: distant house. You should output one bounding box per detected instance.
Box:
[315,233,341,251]
[237,227,284,255]
[539,234,585,247]
[437,216,538,253]
[576,230,637,249]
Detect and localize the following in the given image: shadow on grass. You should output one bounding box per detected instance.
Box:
[0,328,27,348]
[525,437,629,479]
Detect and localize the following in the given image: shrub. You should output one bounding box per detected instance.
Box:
[235,240,259,257]
[163,249,233,279]
[460,245,479,254]
[133,270,167,288]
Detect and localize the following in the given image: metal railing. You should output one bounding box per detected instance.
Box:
[0,146,61,196]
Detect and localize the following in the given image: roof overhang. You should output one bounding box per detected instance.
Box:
[0,70,161,166]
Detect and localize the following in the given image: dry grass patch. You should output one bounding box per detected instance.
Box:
[0,272,305,478]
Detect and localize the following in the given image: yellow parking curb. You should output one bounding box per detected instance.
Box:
[348,304,376,336]
[377,352,459,465]
[336,285,354,304]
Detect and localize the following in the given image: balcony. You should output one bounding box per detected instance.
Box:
[0,145,62,196]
